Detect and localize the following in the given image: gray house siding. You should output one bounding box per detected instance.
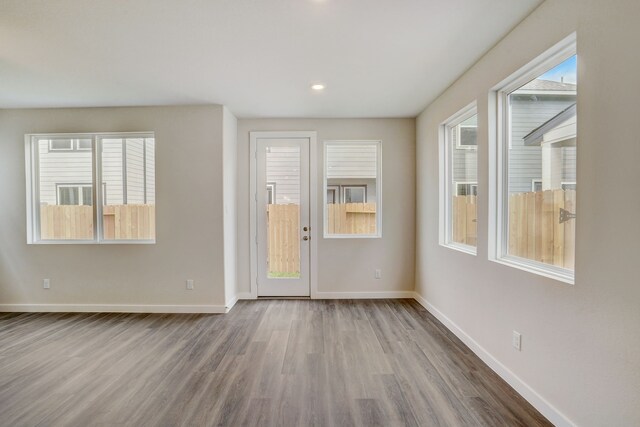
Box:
[509,93,576,193]
[38,141,92,205]
[326,144,377,203]
[266,146,300,205]
[451,90,576,194]
[38,137,155,206]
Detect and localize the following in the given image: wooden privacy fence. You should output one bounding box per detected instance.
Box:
[40,204,155,240]
[452,190,576,269]
[266,203,377,274]
[452,195,477,246]
[508,189,575,269]
[267,204,300,274]
[40,205,93,240]
[326,203,377,235]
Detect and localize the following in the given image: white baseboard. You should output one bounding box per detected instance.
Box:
[313,291,415,299]
[225,295,239,311]
[0,304,227,314]
[411,292,574,427]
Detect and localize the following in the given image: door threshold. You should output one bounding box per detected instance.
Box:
[257,296,311,300]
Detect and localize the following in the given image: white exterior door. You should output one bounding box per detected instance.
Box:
[253,134,311,297]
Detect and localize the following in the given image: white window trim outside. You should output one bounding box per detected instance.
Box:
[323,140,382,239]
[491,33,576,284]
[531,179,542,192]
[326,185,339,204]
[56,184,93,206]
[266,182,276,204]
[48,139,74,151]
[455,181,478,197]
[25,132,155,245]
[342,185,367,203]
[48,138,92,152]
[440,101,478,255]
[455,123,478,150]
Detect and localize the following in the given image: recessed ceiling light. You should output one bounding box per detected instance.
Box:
[311,83,325,91]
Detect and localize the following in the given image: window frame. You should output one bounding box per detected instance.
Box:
[455,123,478,150]
[440,101,478,255]
[455,182,478,197]
[323,140,382,239]
[326,185,339,204]
[25,131,156,245]
[266,182,276,204]
[56,183,93,206]
[492,34,576,284]
[342,185,367,203]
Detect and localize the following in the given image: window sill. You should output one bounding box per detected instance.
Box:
[28,240,156,245]
[441,242,477,256]
[490,255,574,285]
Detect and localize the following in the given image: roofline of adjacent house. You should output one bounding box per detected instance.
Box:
[523,103,577,146]
[512,90,577,96]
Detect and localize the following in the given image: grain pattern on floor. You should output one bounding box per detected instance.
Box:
[0,300,551,426]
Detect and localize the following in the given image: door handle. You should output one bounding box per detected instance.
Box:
[303,236,310,241]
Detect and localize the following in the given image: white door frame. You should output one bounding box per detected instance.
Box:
[249,131,318,298]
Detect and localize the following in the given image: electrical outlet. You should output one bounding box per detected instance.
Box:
[186,280,194,290]
[512,331,522,351]
[43,279,50,289]
[375,269,382,279]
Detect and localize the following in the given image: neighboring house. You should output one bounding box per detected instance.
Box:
[265,144,378,205]
[326,144,377,204]
[38,137,155,206]
[452,79,577,195]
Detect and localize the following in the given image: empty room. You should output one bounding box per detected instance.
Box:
[0,0,638,426]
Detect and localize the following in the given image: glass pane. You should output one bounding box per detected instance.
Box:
[266,146,300,278]
[82,186,93,206]
[49,139,73,150]
[58,187,79,205]
[77,139,92,150]
[325,143,379,236]
[449,114,478,247]
[101,137,156,240]
[38,139,94,240]
[507,55,577,270]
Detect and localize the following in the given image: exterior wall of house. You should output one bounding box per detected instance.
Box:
[38,141,93,205]
[38,137,155,206]
[451,93,576,193]
[509,93,576,193]
[326,178,377,203]
[266,146,301,205]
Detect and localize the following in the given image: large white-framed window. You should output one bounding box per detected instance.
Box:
[323,140,382,238]
[493,34,577,283]
[25,132,156,244]
[440,102,478,254]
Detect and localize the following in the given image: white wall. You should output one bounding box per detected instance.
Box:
[415,1,640,425]
[237,119,415,296]
[0,105,228,311]
[222,106,238,306]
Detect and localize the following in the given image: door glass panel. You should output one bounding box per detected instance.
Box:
[265,146,301,278]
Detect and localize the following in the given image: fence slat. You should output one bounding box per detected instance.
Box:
[553,190,565,267]
[563,190,576,270]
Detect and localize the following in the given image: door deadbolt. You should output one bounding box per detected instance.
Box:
[303,226,309,231]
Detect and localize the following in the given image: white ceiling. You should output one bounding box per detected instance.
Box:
[0,0,541,118]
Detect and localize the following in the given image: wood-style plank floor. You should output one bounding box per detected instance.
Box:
[0,300,551,426]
